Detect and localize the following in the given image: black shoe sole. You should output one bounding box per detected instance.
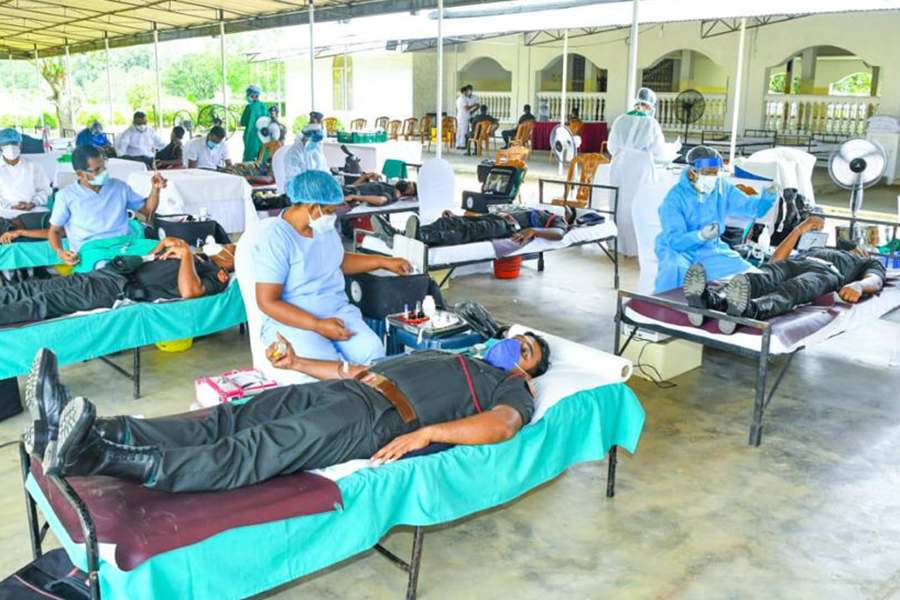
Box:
[46,397,95,475]
[725,275,752,318]
[25,349,51,460]
[405,215,420,240]
[682,264,708,327]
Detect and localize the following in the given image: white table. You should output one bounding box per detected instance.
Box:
[25,150,67,184]
[322,140,422,174]
[55,158,148,189]
[127,169,251,233]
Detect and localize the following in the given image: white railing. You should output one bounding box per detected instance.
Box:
[656,92,728,133]
[763,94,878,136]
[536,92,607,122]
[476,91,513,122]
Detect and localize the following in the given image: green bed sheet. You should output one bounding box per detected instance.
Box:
[26,382,643,600]
[0,281,246,379]
[0,240,63,270]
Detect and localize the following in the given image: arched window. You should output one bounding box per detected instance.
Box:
[332,55,353,110]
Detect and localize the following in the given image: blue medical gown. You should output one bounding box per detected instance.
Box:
[653,170,776,293]
[253,217,385,363]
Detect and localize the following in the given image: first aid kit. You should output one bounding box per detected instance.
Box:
[195,369,280,407]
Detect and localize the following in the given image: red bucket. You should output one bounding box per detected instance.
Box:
[493,256,522,279]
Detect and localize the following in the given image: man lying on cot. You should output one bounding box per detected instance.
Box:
[341,172,418,207]
[682,216,887,334]
[0,237,233,326]
[654,145,780,294]
[0,212,51,244]
[26,331,550,492]
[371,205,595,247]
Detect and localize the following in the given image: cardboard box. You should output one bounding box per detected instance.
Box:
[620,333,703,382]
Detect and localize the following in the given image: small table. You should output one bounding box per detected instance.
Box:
[127,169,251,233]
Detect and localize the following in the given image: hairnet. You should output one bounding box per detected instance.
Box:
[309,111,324,121]
[0,128,22,146]
[286,170,344,205]
[685,145,723,169]
[634,87,657,111]
[246,85,262,96]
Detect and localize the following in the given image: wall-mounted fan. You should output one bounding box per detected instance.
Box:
[828,137,886,238]
[675,89,705,142]
[550,125,580,166]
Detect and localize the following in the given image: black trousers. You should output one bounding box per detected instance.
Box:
[126,381,413,492]
[747,259,842,319]
[419,214,514,247]
[0,269,126,325]
[0,212,49,237]
[501,129,518,147]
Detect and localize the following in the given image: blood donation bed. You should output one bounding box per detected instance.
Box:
[18,325,644,600]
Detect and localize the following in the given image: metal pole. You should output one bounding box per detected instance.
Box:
[343,44,348,111]
[153,26,163,129]
[34,47,45,130]
[276,52,283,113]
[219,18,228,135]
[728,18,747,169]
[9,52,18,129]
[104,38,114,128]
[309,0,315,111]
[64,44,74,132]
[559,29,568,175]
[625,0,640,107]
[436,0,444,159]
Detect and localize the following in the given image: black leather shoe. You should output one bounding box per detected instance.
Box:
[682,263,708,327]
[24,348,70,463]
[52,398,160,483]
[94,417,129,445]
[719,274,753,334]
[45,396,95,474]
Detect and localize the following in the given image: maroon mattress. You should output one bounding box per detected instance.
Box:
[31,459,342,571]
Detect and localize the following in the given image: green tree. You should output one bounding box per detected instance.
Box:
[768,72,801,94]
[164,54,220,102]
[127,81,154,111]
[830,72,873,96]
[35,57,79,130]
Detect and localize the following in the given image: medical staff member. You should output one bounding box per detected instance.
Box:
[455,85,479,149]
[254,170,411,364]
[608,87,681,257]
[654,146,779,293]
[49,145,166,266]
[115,111,165,166]
[75,120,114,153]
[240,85,268,163]
[183,126,232,169]
[274,118,330,194]
[0,128,52,218]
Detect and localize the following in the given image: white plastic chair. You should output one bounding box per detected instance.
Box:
[417,158,455,225]
[631,181,671,294]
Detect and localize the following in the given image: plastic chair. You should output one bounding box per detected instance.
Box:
[382,159,408,181]
[387,120,402,140]
[419,115,434,147]
[466,121,493,157]
[323,117,339,136]
[374,116,390,131]
[632,181,671,294]
[350,118,367,131]
[402,117,418,141]
[510,120,534,149]
[417,159,455,225]
[552,153,609,209]
[257,140,282,164]
[440,117,457,153]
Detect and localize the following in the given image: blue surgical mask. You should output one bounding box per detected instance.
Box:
[484,338,522,372]
[88,171,109,187]
[206,139,218,150]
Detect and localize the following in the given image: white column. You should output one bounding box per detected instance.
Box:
[64,44,74,132]
[309,0,316,111]
[728,18,747,168]
[34,48,45,130]
[104,38,114,128]
[153,26,163,129]
[8,53,18,128]
[343,45,349,111]
[436,0,444,159]
[276,52,283,111]
[559,29,568,174]
[219,20,228,135]
[625,0,640,107]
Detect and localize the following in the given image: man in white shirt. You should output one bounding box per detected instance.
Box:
[183,126,232,170]
[115,111,165,166]
[0,128,52,218]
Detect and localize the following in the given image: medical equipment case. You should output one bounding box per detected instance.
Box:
[345,271,433,319]
[0,548,90,599]
[462,165,523,213]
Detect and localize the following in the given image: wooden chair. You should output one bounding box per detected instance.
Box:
[552,153,609,209]
[466,120,494,157]
[419,115,434,148]
[495,147,530,201]
[323,117,339,136]
[387,119,402,140]
[375,116,390,131]
[600,140,609,156]
[441,117,457,152]
[510,120,534,150]
[402,117,418,141]
[350,118,367,131]
[257,140,283,164]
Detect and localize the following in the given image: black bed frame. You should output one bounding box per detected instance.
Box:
[613,213,898,446]
[18,441,619,600]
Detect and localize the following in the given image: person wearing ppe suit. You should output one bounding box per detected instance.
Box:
[75,121,114,153]
[273,118,330,194]
[240,85,269,163]
[608,87,681,257]
[253,170,412,364]
[115,112,165,166]
[654,145,779,293]
[0,128,52,218]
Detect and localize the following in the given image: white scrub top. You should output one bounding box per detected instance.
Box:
[49,178,146,252]
[183,137,231,169]
[115,126,165,158]
[0,157,52,214]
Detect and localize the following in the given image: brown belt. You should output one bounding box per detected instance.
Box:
[354,370,418,424]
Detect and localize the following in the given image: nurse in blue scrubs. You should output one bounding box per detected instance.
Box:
[254,170,411,364]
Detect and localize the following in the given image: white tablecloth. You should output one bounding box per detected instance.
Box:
[127,169,251,233]
[322,140,422,174]
[25,151,67,184]
[55,158,148,189]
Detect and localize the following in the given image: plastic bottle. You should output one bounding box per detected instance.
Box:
[758,226,771,255]
[422,295,436,318]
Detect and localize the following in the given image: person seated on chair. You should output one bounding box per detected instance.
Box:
[501,104,535,148]
[654,145,780,294]
[253,170,411,366]
[372,205,583,248]
[465,106,497,154]
[75,120,114,155]
[48,145,166,267]
[0,237,233,326]
[0,128,52,217]
[184,126,232,170]
[115,111,165,167]
[28,330,550,491]
[0,212,51,244]
[268,105,287,143]
[154,126,186,169]
[342,172,418,207]
[682,215,887,334]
